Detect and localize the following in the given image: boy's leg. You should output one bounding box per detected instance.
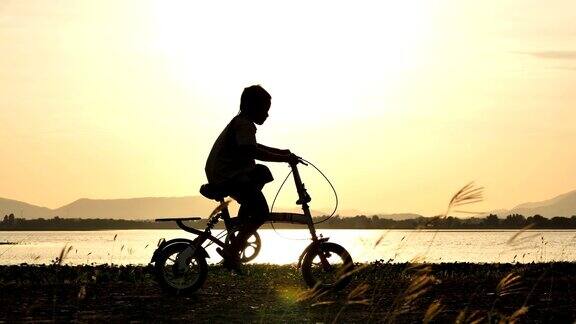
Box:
[227,186,269,263]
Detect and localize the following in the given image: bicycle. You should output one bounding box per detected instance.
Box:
[150,158,354,294]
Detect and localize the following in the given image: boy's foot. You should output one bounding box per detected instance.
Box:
[216,247,243,273]
[222,258,243,274]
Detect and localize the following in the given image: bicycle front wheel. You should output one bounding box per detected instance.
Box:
[301,242,354,290]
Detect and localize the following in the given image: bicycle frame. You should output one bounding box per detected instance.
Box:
[154,160,324,265]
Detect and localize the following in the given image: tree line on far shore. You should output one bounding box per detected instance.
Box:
[2,213,576,230]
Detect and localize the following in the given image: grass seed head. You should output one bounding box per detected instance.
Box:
[455,309,485,324]
[444,182,484,217]
[507,306,529,323]
[496,273,523,297]
[423,299,444,324]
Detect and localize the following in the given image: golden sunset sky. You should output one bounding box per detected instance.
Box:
[1,1,575,215]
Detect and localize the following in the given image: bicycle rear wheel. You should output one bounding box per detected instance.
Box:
[224,231,261,263]
[154,242,208,294]
[301,242,354,290]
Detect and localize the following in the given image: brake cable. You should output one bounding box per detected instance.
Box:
[269,157,339,239]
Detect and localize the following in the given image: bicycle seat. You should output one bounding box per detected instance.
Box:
[200,183,228,201]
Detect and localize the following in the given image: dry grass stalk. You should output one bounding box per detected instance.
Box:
[209,199,232,218]
[402,274,435,303]
[373,235,384,248]
[444,182,484,217]
[424,182,484,229]
[328,283,372,324]
[373,232,388,248]
[506,306,529,323]
[77,286,87,300]
[346,283,371,305]
[55,244,73,265]
[506,223,536,245]
[407,257,427,267]
[421,182,484,259]
[496,273,523,297]
[332,262,365,287]
[310,300,335,307]
[300,263,369,307]
[487,273,525,322]
[452,210,486,214]
[384,265,439,323]
[455,309,485,324]
[297,282,327,303]
[422,299,444,324]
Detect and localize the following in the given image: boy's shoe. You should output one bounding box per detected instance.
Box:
[222,259,243,274]
[216,247,243,273]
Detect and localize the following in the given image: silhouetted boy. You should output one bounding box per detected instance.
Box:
[205,85,298,270]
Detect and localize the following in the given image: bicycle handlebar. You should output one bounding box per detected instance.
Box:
[289,154,307,166]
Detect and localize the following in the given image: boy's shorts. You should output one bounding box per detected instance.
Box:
[237,164,274,190]
[226,164,273,221]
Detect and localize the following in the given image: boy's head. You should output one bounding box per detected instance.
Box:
[240,85,271,125]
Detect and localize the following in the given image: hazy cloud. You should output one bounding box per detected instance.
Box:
[553,66,576,71]
[523,51,576,60]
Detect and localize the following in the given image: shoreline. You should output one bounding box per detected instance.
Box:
[3,228,576,231]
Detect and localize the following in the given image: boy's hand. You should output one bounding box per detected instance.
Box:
[287,153,301,164]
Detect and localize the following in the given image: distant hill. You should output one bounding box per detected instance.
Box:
[0,198,54,218]
[486,189,576,218]
[54,197,220,220]
[507,189,576,217]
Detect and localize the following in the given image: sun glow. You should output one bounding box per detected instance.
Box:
[150,0,437,123]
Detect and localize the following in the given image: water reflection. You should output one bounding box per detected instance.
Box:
[1,229,576,265]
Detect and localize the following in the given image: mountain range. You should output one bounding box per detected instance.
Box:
[1,189,575,220]
[493,189,576,218]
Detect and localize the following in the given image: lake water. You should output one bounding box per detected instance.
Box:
[1,229,575,265]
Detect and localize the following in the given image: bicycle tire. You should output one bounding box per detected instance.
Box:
[154,242,208,295]
[301,242,354,290]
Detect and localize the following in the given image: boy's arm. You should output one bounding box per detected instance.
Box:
[255,144,291,163]
[239,144,296,163]
[257,143,290,156]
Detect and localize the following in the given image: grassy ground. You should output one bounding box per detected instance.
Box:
[0,262,575,323]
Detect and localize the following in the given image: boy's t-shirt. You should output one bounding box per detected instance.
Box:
[205,114,257,185]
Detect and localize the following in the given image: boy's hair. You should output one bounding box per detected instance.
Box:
[240,85,271,113]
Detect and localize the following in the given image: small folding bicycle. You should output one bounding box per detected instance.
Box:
[150,159,353,294]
